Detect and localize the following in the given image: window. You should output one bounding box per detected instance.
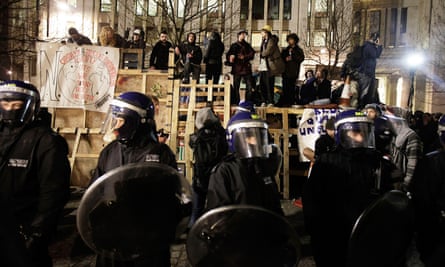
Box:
[283,0,291,20]
[314,0,327,13]
[268,0,279,20]
[400,8,407,34]
[240,0,248,20]
[136,0,144,16]
[252,0,264,19]
[178,0,185,18]
[68,0,77,8]
[389,8,397,46]
[100,0,112,12]
[313,31,326,47]
[369,10,381,36]
[148,0,157,16]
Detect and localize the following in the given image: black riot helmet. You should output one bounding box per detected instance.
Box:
[0,80,40,128]
[101,91,155,143]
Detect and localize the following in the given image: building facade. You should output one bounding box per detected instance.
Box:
[3,0,445,112]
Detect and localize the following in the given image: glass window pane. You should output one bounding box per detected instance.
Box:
[284,0,291,20]
[252,0,264,19]
[136,0,144,16]
[178,0,185,18]
[313,31,326,46]
[400,8,407,33]
[100,0,112,12]
[268,0,279,20]
[241,0,248,20]
[314,0,327,13]
[148,0,157,16]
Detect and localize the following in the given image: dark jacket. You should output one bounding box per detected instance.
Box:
[206,155,283,215]
[410,149,445,266]
[67,34,93,46]
[92,135,177,182]
[302,148,401,266]
[315,78,332,100]
[150,40,172,70]
[177,41,202,65]
[204,37,224,65]
[0,122,71,243]
[226,40,255,75]
[361,40,383,78]
[281,45,304,78]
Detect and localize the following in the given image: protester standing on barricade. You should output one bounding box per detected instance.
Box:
[150,31,172,70]
[280,33,305,107]
[175,32,202,84]
[0,80,71,267]
[357,32,383,108]
[226,29,256,105]
[258,25,285,107]
[204,31,224,84]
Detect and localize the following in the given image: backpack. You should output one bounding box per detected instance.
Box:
[189,120,228,190]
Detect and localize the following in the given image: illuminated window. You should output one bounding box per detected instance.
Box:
[136,0,144,16]
[178,0,185,18]
[148,0,157,16]
[100,0,112,12]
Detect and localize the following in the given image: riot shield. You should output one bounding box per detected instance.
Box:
[76,162,191,261]
[187,205,301,267]
[269,143,283,177]
[347,190,415,267]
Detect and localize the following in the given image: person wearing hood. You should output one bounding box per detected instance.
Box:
[204,31,224,84]
[175,32,203,84]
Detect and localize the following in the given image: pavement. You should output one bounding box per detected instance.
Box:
[49,187,315,267]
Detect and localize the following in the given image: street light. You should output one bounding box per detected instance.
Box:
[7,70,12,80]
[405,51,424,112]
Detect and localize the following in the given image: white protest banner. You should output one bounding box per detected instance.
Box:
[36,43,119,113]
[297,108,338,161]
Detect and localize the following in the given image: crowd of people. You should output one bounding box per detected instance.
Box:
[2,24,444,267]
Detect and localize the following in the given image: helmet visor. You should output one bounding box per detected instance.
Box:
[337,122,375,149]
[0,88,38,126]
[230,121,269,159]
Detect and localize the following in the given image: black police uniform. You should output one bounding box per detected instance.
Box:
[410,149,445,266]
[0,121,71,267]
[92,128,177,267]
[206,155,283,216]
[302,147,401,267]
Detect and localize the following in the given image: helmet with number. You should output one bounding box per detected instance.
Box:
[101,91,155,143]
[0,80,40,128]
[438,114,445,145]
[335,110,375,149]
[227,119,270,159]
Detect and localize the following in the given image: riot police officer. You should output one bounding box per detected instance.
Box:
[92,91,177,267]
[302,110,401,267]
[206,118,283,215]
[93,91,177,181]
[0,80,71,267]
[410,115,445,266]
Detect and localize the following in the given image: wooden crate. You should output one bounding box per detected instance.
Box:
[170,79,231,182]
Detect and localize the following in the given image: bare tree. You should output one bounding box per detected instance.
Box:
[0,0,40,80]
[134,0,223,48]
[303,0,354,77]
